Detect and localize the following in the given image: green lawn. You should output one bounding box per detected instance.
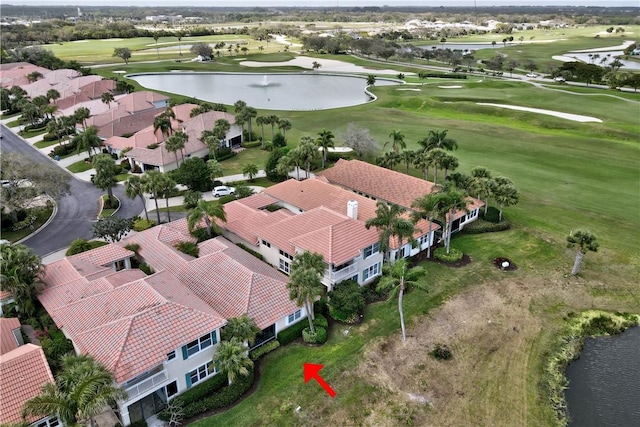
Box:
[67,160,93,173]
[34,139,62,149]
[48,31,640,425]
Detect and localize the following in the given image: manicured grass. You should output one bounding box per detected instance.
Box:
[66,160,93,173]
[18,128,47,139]
[34,139,62,149]
[99,195,119,218]
[0,206,53,243]
[0,111,21,119]
[115,173,130,182]
[5,119,22,128]
[217,147,272,176]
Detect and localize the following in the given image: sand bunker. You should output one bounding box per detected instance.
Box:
[438,85,463,89]
[318,146,354,153]
[102,38,123,42]
[240,56,407,76]
[73,40,89,43]
[397,88,421,91]
[477,103,602,123]
[112,70,127,74]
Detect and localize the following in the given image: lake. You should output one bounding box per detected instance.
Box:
[565,326,640,426]
[127,72,399,111]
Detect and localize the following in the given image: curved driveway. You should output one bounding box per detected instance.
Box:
[1,124,143,257]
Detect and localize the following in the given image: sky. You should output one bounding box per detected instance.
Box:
[3,1,639,7]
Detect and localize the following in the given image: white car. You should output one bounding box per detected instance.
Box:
[554,76,566,82]
[526,73,538,78]
[212,186,235,197]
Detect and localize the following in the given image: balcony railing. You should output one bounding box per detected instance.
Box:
[325,263,358,283]
[125,370,169,400]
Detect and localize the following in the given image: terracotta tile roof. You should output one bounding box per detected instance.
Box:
[97,107,164,140]
[85,104,130,129]
[221,202,293,245]
[237,193,279,209]
[22,79,56,99]
[450,197,485,222]
[57,98,114,119]
[0,344,54,424]
[171,103,199,123]
[80,79,116,99]
[42,69,81,84]
[71,244,134,267]
[182,110,236,137]
[0,63,50,87]
[54,92,93,111]
[318,159,438,209]
[0,290,13,300]
[263,178,378,221]
[116,91,169,114]
[53,75,103,96]
[124,126,208,167]
[0,318,22,355]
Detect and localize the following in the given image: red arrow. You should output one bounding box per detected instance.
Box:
[303,363,336,397]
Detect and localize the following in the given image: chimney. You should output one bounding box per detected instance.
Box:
[347,200,358,220]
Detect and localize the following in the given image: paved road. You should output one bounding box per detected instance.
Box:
[1,124,143,257]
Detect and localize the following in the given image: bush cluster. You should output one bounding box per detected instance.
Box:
[133,219,155,232]
[48,142,77,158]
[277,319,307,345]
[139,263,153,275]
[175,241,199,257]
[313,313,328,329]
[302,326,327,344]
[430,344,453,360]
[360,276,385,303]
[326,150,357,163]
[240,140,262,148]
[464,220,510,234]
[249,340,280,361]
[434,247,463,263]
[158,368,254,420]
[217,194,236,205]
[328,280,365,323]
[215,147,236,161]
[236,243,265,261]
[189,227,213,242]
[483,206,501,223]
[42,132,59,142]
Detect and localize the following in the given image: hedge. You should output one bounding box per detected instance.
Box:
[249,339,280,360]
[464,220,510,234]
[241,140,262,148]
[483,206,501,223]
[277,319,307,345]
[327,279,365,323]
[312,313,328,329]
[158,367,254,420]
[133,219,155,231]
[434,247,464,263]
[218,194,236,205]
[236,243,265,261]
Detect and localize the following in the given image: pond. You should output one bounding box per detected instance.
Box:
[565,326,640,426]
[127,72,399,111]
[558,50,640,70]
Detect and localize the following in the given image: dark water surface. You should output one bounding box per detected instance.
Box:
[565,326,640,427]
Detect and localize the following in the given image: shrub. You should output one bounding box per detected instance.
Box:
[272,133,286,148]
[215,146,235,161]
[66,238,93,256]
[133,219,155,231]
[326,150,357,162]
[236,243,264,261]
[328,279,365,323]
[464,219,510,234]
[302,326,327,344]
[190,227,212,242]
[430,344,453,360]
[124,243,140,253]
[249,340,280,361]
[48,142,77,158]
[264,204,283,212]
[175,241,199,257]
[146,143,159,149]
[313,313,328,329]
[183,190,202,209]
[434,247,463,263]
[314,297,328,316]
[241,140,262,148]
[277,319,307,345]
[139,263,154,275]
[361,276,385,303]
[218,194,236,205]
[42,132,59,142]
[483,206,501,223]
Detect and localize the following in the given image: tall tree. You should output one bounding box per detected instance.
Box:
[268,115,280,141]
[73,126,101,158]
[567,230,599,276]
[46,89,60,104]
[385,129,406,154]
[74,107,91,132]
[124,175,149,221]
[440,153,459,180]
[165,132,186,168]
[100,92,114,108]
[113,47,132,64]
[288,251,326,332]
[244,106,257,138]
[365,201,417,262]
[153,33,160,60]
[433,190,468,254]
[316,128,335,169]
[377,259,426,341]
[296,136,319,178]
[153,114,172,143]
[470,166,492,215]
[340,123,377,159]
[187,199,226,238]
[141,170,165,224]
[256,116,268,148]
[410,193,441,258]
[207,159,223,181]
[419,129,458,152]
[222,314,260,346]
[213,338,253,386]
[0,243,44,316]
[92,154,118,204]
[242,163,259,182]
[24,354,126,427]
[491,176,518,221]
[399,149,414,174]
[157,173,177,222]
[278,118,291,139]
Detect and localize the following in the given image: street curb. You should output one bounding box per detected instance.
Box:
[15,199,58,246]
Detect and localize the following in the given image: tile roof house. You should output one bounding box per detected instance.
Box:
[116,91,169,114]
[0,318,56,427]
[123,109,241,173]
[39,219,303,426]
[219,183,439,289]
[0,62,50,88]
[318,159,485,232]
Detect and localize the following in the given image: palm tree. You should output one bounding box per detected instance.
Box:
[153,33,160,60]
[426,148,447,185]
[100,92,114,108]
[491,176,519,221]
[207,159,223,181]
[419,129,458,152]
[470,166,492,215]
[268,115,280,141]
[378,259,426,341]
[23,354,126,427]
[278,118,291,139]
[234,110,247,139]
[165,131,187,169]
[440,153,459,180]
[256,116,268,148]
[378,151,400,171]
[242,163,259,182]
[410,193,440,258]
[26,71,43,83]
[222,314,261,346]
[399,150,414,174]
[288,251,326,332]
[434,190,468,254]
[187,199,226,238]
[413,150,432,180]
[384,129,406,154]
[73,126,101,158]
[0,243,44,316]
[124,175,149,221]
[316,128,335,169]
[176,30,185,56]
[312,61,321,71]
[141,170,165,224]
[201,130,219,159]
[234,100,247,114]
[213,338,253,386]
[244,106,257,138]
[567,230,599,276]
[74,107,91,132]
[297,136,318,178]
[365,201,416,262]
[213,119,231,147]
[157,173,177,222]
[153,114,172,143]
[46,89,60,104]
[92,154,118,205]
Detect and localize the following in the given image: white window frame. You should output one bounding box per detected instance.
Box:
[279,259,291,274]
[166,350,176,362]
[279,249,294,260]
[287,309,302,324]
[261,239,271,248]
[186,332,214,357]
[362,262,381,281]
[35,417,59,427]
[189,361,216,386]
[363,242,379,259]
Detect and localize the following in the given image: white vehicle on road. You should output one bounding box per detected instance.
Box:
[526,73,539,78]
[212,186,235,197]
